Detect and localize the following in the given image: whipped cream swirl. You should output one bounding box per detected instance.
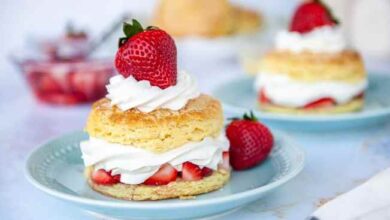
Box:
[255,73,367,108]
[80,134,229,184]
[275,26,347,53]
[106,71,200,112]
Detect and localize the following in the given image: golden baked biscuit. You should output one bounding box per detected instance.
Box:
[153,0,233,37]
[259,97,364,114]
[85,166,230,201]
[232,6,262,34]
[85,94,223,153]
[153,0,261,37]
[259,50,366,83]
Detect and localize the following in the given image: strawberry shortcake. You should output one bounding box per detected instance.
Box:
[153,0,261,38]
[80,20,230,200]
[255,0,367,114]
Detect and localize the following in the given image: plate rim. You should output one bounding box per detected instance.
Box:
[214,74,390,122]
[25,131,305,210]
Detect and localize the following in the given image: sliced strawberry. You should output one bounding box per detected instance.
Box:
[201,167,213,177]
[37,93,84,105]
[91,169,121,185]
[356,92,364,99]
[259,89,271,104]
[143,163,178,185]
[304,97,336,109]
[94,67,114,99]
[28,71,63,94]
[220,151,231,171]
[182,162,203,181]
[112,173,121,182]
[45,62,73,91]
[68,71,96,100]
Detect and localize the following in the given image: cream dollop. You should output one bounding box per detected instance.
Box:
[80,133,229,184]
[275,26,347,53]
[106,71,200,113]
[255,73,367,108]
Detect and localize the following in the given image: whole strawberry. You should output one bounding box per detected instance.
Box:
[115,19,177,89]
[289,0,339,34]
[226,112,274,170]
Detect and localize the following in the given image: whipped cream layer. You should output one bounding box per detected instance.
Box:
[275,26,347,53]
[106,71,200,113]
[80,134,229,184]
[255,73,367,108]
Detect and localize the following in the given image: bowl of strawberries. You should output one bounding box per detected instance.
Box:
[19,59,114,105]
[11,27,115,105]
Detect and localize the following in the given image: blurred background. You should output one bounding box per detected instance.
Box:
[1,0,390,105]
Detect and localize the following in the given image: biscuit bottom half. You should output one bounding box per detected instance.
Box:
[85,166,230,201]
[259,97,364,114]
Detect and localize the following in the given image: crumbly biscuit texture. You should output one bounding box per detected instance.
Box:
[259,50,366,83]
[85,95,223,153]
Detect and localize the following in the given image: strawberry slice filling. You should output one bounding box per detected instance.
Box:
[91,151,230,186]
[258,89,363,109]
[91,169,121,185]
[303,97,335,109]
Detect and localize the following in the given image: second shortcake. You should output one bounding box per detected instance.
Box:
[255,0,367,114]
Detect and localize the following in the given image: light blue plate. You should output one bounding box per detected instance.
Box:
[25,131,304,220]
[214,74,390,130]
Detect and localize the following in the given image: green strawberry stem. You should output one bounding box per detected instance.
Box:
[243,111,258,122]
[229,111,258,122]
[118,19,158,47]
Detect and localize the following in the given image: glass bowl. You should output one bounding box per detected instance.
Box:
[16,58,115,105]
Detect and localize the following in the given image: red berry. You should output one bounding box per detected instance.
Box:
[182,162,203,181]
[303,97,335,109]
[290,0,338,33]
[219,151,231,171]
[37,93,84,105]
[28,71,63,94]
[68,71,96,100]
[91,169,121,185]
[201,167,213,177]
[143,163,178,185]
[112,173,121,182]
[226,112,274,170]
[259,89,271,104]
[115,20,177,89]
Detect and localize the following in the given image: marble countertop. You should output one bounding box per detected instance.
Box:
[1,58,390,220]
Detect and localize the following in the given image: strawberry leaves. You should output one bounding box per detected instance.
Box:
[123,19,143,37]
[242,111,258,122]
[229,111,258,122]
[119,19,145,47]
